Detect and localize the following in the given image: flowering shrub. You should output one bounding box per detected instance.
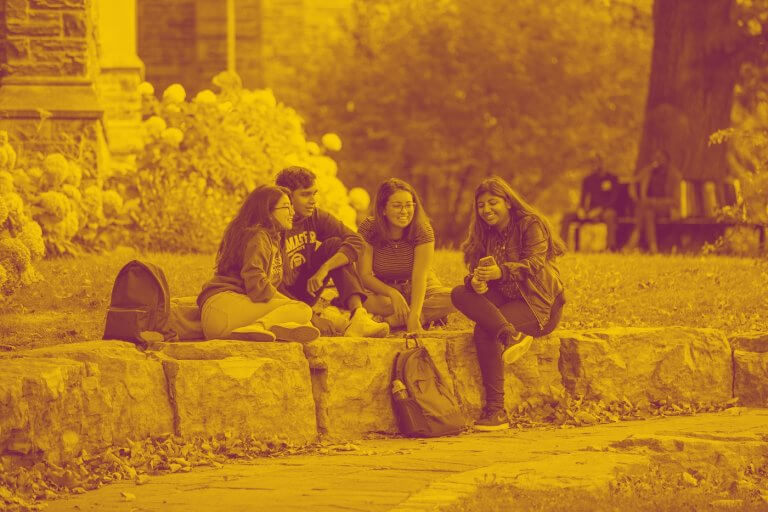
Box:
[0,136,44,299]
[125,72,356,252]
[8,148,134,256]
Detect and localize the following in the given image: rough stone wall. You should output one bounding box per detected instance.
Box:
[0,0,106,172]
[1,0,97,80]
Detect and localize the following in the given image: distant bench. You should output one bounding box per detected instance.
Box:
[571,216,768,252]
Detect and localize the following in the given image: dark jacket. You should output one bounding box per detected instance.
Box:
[281,208,363,286]
[465,214,564,329]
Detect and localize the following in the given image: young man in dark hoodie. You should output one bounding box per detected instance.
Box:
[275,166,390,337]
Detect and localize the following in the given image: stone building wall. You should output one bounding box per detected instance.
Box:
[136,0,350,95]
[0,0,106,171]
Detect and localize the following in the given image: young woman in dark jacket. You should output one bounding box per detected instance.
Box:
[451,176,566,431]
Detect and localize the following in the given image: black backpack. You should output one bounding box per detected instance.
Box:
[390,334,467,437]
[103,260,177,348]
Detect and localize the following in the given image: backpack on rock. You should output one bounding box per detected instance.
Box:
[390,333,467,437]
[103,260,178,349]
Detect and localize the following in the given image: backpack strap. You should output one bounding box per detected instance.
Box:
[404,332,421,349]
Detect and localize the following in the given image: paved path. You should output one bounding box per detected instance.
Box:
[45,409,768,512]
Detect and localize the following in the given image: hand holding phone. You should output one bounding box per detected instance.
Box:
[475,255,501,283]
[478,256,496,267]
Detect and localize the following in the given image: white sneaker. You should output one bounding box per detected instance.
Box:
[344,308,390,338]
[229,324,276,342]
[269,322,320,343]
[501,333,534,364]
[313,305,351,335]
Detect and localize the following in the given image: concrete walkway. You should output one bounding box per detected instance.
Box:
[45,409,768,512]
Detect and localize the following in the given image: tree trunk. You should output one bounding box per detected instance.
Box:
[637,0,741,182]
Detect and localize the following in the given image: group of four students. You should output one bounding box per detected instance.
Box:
[196,166,566,431]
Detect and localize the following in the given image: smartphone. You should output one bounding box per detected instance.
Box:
[478,256,496,267]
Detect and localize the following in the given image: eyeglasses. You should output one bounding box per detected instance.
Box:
[388,202,415,212]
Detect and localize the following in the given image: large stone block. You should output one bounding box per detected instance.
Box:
[29,0,85,8]
[5,38,30,61]
[6,10,61,36]
[442,331,565,420]
[730,332,768,353]
[160,341,317,446]
[17,342,175,457]
[62,11,86,37]
[733,351,768,407]
[559,327,732,408]
[504,333,565,420]
[443,332,483,417]
[304,337,454,440]
[1,342,173,464]
[30,39,88,62]
[0,357,87,464]
[731,332,768,406]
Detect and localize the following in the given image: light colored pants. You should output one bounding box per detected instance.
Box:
[201,291,313,339]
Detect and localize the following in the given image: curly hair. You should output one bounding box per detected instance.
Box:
[275,166,316,191]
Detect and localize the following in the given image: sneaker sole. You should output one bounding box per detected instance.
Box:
[502,335,534,364]
[270,324,320,343]
[228,330,276,342]
[345,322,391,338]
[474,422,510,432]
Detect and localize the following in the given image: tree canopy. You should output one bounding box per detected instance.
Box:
[288,0,653,243]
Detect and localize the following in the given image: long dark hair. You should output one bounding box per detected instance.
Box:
[461,176,566,265]
[215,184,290,275]
[368,178,429,247]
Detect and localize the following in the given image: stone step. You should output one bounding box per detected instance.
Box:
[1,328,766,466]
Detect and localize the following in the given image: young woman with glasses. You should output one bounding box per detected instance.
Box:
[197,184,320,342]
[357,178,455,333]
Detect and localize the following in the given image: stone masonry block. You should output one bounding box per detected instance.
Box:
[730,333,768,353]
[0,357,87,464]
[162,341,317,446]
[6,60,85,77]
[443,332,484,417]
[731,333,768,406]
[6,0,29,21]
[733,351,768,407]
[559,327,732,409]
[442,331,565,420]
[20,342,175,456]
[29,0,85,8]
[6,10,61,36]
[30,38,87,61]
[62,11,86,37]
[504,333,565,420]
[5,38,30,61]
[1,342,173,464]
[304,337,454,440]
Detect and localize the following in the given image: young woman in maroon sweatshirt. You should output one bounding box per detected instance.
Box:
[197,185,320,342]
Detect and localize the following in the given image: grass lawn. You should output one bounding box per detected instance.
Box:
[2,248,767,349]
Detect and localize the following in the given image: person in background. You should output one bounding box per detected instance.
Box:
[275,166,390,337]
[197,185,320,342]
[451,176,566,431]
[560,154,621,251]
[624,149,682,254]
[357,178,455,333]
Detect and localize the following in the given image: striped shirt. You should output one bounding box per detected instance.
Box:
[358,217,435,283]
